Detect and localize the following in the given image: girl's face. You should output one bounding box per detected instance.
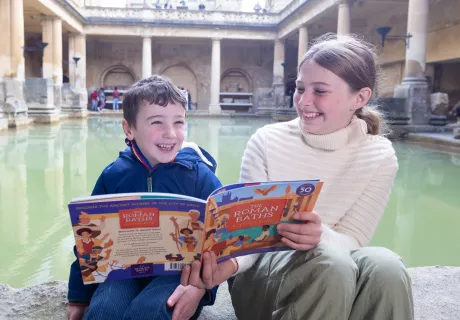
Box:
[294,61,370,135]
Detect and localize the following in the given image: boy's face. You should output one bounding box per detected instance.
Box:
[123,102,185,167]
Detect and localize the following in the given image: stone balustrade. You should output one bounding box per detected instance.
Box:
[81,7,279,27]
[279,0,309,21]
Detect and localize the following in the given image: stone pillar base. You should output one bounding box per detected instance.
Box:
[208,104,221,114]
[1,78,29,123]
[394,77,446,126]
[0,119,8,131]
[61,84,89,118]
[31,113,61,124]
[272,82,286,108]
[8,117,34,128]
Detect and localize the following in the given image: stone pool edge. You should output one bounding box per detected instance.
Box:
[1,266,459,320]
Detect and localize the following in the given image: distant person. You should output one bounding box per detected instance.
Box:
[112,87,120,111]
[450,101,460,123]
[66,75,222,320]
[198,3,205,10]
[90,90,98,111]
[98,88,106,111]
[253,2,261,12]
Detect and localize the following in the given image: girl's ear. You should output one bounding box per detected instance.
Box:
[122,119,135,140]
[355,87,372,109]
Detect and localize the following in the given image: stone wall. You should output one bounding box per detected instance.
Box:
[85,38,142,92]
[85,39,274,110]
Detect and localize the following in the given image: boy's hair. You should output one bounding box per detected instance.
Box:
[123,75,187,128]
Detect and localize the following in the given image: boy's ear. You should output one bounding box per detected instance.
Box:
[122,119,135,140]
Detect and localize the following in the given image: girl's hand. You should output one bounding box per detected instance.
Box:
[180,252,237,289]
[276,211,322,251]
[167,285,205,320]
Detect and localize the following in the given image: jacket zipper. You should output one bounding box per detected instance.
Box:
[147,171,153,192]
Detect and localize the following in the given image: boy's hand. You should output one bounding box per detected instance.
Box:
[276,211,322,251]
[67,303,88,320]
[167,285,205,320]
[180,252,236,289]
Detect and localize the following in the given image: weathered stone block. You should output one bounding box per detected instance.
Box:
[431,92,449,115]
[61,84,89,118]
[2,79,28,118]
[24,78,58,117]
[454,127,460,139]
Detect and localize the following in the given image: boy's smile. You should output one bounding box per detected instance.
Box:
[122,101,186,167]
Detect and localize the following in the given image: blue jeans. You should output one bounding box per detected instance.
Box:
[91,100,98,111]
[83,276,202,320]
[113,98,119,110]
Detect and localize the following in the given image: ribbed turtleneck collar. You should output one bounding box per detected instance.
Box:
[296,116,369,151]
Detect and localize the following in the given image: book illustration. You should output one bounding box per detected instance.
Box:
[68,180,323,284]
[203,180,323,262]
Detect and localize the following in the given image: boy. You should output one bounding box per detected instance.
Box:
[67,75,222,320]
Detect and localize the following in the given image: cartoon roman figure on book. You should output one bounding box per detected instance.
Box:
[188,209,203,232]
[79,246,112,282]
[203,228,222,252]
[254,225,271,242]
[75,227,112,257]
[169,217,198,253]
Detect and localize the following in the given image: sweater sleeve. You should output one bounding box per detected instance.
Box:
[234,128,269,275]
[320,149,399,250]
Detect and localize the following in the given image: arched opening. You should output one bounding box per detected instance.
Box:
[220,69,252,93]
[101,65,136,90]
[161,64,198,109]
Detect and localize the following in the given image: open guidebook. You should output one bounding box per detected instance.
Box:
[68,180,323,284]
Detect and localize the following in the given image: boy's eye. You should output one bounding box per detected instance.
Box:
[151,121,162,125]
[296,87,304,93]
[175,121,185,125]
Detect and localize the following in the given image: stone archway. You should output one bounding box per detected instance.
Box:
[101,65,136,89]
[220,68,252,93]
[161,64,198,107]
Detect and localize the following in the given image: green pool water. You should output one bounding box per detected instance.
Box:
[0,117,459,288]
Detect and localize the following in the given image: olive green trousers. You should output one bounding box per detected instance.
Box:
[230,245,414,320]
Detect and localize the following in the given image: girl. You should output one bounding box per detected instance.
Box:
[181,33,414,320]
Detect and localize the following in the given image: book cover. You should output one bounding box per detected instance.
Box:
[68,180,323,284]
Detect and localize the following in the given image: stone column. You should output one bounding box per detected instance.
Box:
[62,33,88,118]
[52,19,63,86]
[298,26,308,67]
[41,19,54,80]
[393,0,440,125]
[68,34,76,86]
[273,39,285,108]
[0,0,11,79]
[337,0,351,36]
[74,34,86,90]
[0,0,11,130]
[209,38,221,114]
[404,0,429,79]
[0,0,28,129]
[142,37,152,79]
[10,0,25,81]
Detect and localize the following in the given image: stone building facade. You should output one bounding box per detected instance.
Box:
[1,0,460,130]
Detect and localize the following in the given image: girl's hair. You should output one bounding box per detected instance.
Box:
[299,33,389,136]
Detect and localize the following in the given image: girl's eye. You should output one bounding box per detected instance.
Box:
[175,121,185,125]
[315,89,327,95]
[151,121,162,125]
[296,87,305,93]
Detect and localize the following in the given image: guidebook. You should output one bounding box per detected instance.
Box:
[68,180,323,284]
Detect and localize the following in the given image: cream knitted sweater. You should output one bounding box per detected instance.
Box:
[234,116,398,275]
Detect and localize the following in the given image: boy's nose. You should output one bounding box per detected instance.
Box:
[163,126,176,138]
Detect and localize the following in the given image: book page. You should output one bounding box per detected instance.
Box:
[203,180,323,262]
[69,197,206,284]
